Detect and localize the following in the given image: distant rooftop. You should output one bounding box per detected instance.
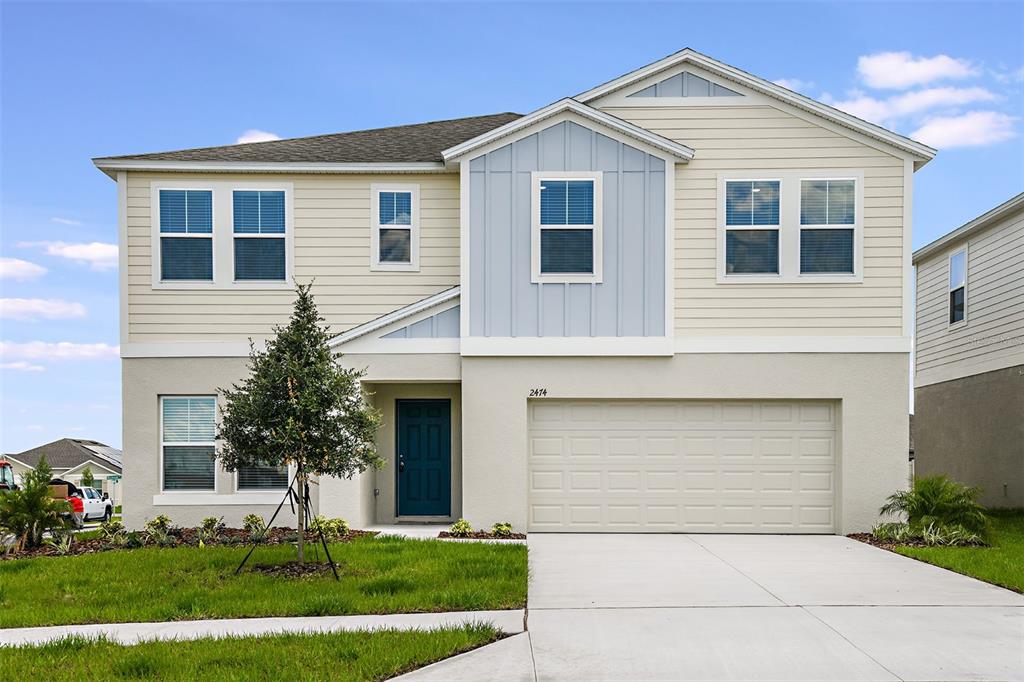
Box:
[6,438,122,474]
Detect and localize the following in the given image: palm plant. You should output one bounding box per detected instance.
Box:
[0,457,70,550]
[879,475,989,539]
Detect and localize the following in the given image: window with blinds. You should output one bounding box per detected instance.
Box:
[159,190,213,281]
[372,186,419,270]
[949,248,967,324]
[725,180,780,274]
[800,179,855,274]
[161,397,216,491]
[537,178,599,279]
[233,191,286,280]
[237,463,289,490]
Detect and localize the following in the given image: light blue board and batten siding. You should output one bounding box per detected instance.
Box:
[468,121,666,338]
[382,306,460,338]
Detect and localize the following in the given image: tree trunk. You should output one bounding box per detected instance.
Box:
[296,468,306,564]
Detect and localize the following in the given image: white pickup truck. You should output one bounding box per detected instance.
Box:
[78,487,114,524]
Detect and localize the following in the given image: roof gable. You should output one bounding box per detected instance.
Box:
[913,192,1024,263]
[10,438,122,472]
[577,48,935,165]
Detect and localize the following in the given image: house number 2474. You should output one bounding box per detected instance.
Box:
[529,388,548,397]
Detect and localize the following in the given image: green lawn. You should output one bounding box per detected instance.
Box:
[0,535,527,628]
[895,508,1024,593]
[2,624,502,681]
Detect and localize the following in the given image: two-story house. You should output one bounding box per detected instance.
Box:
[913,193,1024,508]
[94,49,935,534]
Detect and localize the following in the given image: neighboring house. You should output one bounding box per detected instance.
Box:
[912,193,1024,507]
[94,48,934,534]
[5,438,124,506]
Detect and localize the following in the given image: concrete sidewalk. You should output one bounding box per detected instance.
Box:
[0,609,525,647]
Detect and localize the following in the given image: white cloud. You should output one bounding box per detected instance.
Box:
[0,257,47,281]
[0,341,119,361]
[1,361,46,372]
[911,111,1019,148]
[825,86,999,125]
[0,298,88,321]
[992,65,1024,84]
[51,217,83,226]
[773,78,814,93]
[236,129,281,144]
[858,52,978,89]
[20,241,118,271]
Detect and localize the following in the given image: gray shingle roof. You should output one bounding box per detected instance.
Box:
[7,438,123,474]
[96,112,523,164]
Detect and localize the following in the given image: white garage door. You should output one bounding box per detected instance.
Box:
[528,400,837,533]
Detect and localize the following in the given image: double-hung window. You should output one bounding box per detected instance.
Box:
[949,248,967,325]
[724,180,780,274]
[159,190,213,281]
[532,173,603,283]
[800,179,856,274]
[233,190,286,281]
[237,462,289,491]
[371,184,419,271]
[161,397,216,491]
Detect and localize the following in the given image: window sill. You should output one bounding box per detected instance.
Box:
[152,281,294,291]
[716,273,862,285]
[370,262,420,272]
[153,492,286,506]
[531,274,603,284]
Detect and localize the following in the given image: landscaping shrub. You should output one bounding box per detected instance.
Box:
[0,456,70,550]
[491,522,514,538]
[45,528,75,555]
[449,519,473,538]
[308,515,349,541]
[144,514,173,535]
[875,475,990,546]
[242,513,266,537]
[197,517,225,546]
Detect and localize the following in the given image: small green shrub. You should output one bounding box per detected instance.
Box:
[123,531,145,549]
[491,522,514,538]
[100,519,125,539]
[449,519,473,538]
[45,528,74,555]
[308,515,348,541]
[878,475,990,545]
[144,515,173,535]
[242,513,266,537]
[196,516,225,546]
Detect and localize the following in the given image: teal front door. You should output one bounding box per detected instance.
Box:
[396,399,451,517]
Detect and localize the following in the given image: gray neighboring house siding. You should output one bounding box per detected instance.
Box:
[467,120,666,338]
[913,193,1024,507]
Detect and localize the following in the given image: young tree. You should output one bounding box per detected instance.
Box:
[217,283,381,563]
[0,456,69,550]
[80,467,95,489]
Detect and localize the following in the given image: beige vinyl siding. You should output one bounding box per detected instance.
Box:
[915,208,1024,387]
[599,104,907,337]
[125,172,459,341]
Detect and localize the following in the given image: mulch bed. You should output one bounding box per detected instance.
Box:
[438,531,526,540]
[2,528,376,561]
[848,532,985,550]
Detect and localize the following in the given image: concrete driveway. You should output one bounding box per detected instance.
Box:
[402,534,1023,681]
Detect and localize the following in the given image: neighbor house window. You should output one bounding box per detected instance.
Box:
[800,179,855,274]
[724,180,780,274]
[159,190,213,281]
[237,463,289,491]
[532,174,603,283]
[233,190,286,281]
[161,397,216,491]
[371,184,419,271]
[949,248,966,324]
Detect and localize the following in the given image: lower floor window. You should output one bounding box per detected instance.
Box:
[238,463,289,490]
[725,229,779,274]
[800,228,854,274]
[161,396,216,491]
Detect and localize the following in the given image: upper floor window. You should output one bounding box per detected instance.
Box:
[724,180,780,274]
[532,173,603,283]
[161,396,216,492]
[371,184,419,271]
[800,179,855,274]
[949,248,966,325]
[233,190,286,281]
[159,190,213,281]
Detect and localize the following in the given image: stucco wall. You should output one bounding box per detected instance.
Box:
[914,365,1024,507]
[460,353,909,534]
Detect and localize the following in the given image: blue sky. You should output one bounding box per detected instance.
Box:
[1,1,1022,453]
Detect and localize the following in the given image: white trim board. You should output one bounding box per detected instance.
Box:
[675,336,912,354]
[461,337,674,357]
[576,48,935,165]
[94,160,448,179]
[442,98,694,164]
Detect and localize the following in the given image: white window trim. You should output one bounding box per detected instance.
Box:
[717,170,864,284]
[531,171,604,284]
[153,186,216,287]
[948,245,968,329]
[719,178,782,279]
[230,187,292,284]
[370,183,420,272]
[150,181,294,290]
[159,395,217,494]
[233,462,293,493]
